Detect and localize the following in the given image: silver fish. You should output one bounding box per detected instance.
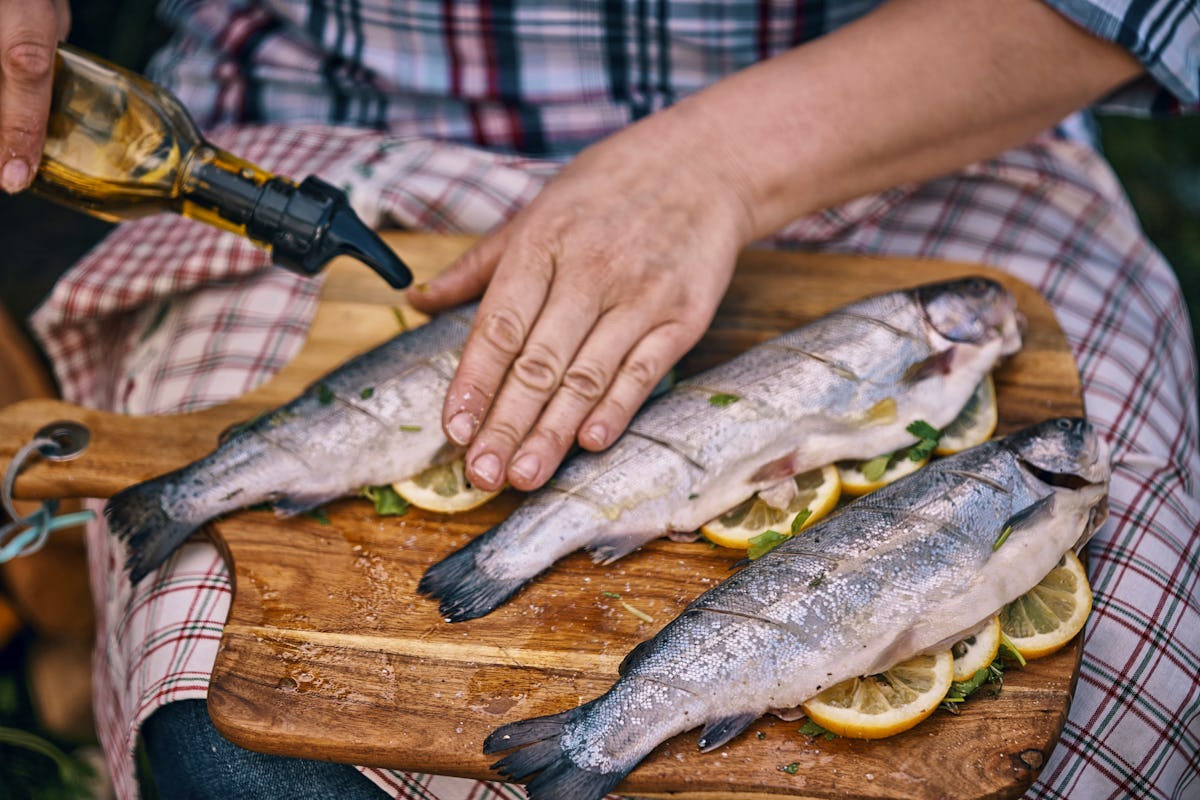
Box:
[484,417,1111,800]
[105,304,478,581]
[420,277,1023,621]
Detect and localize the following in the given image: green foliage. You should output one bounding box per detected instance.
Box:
[1098,115,1200,342]
[0,638,101,799]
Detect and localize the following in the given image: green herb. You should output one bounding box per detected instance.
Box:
[360,386,375,400]
[748,529,788,560]
[808,574,825,589]
[601,591,621,599]
[797,719,839,740]
[992,524,1013,551]
[789,509,812,535]
[360,485,410,516]
[317,384,335,405]
[940,659,1005,714]
[304,508,331,525]
[392,307,410,331]
[781,762,800,775]
[860,454,891,482]
[708,393,739,407]
[998,631,1027,668]
[906,419,941,461]
[688,493,699,500]
[399,424,423,432]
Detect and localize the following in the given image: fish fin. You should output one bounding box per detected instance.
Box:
[486,702,628,800]
[902,348,955,383]
[617,638,655,676]
[749,453,798,484]
[484,705,582,757]
[271,492,343,517]
[768,705,806,722]
[216,414,261,446]
[1000,493,1055,538]
[756,477,798,510]
[697,712,758,752]
[588,535,646,565]
[104,477,200,584]
[418,531,530,622]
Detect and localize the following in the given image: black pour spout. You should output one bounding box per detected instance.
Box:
[245,175,413,289]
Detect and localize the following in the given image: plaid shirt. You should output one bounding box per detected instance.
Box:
[27,1,1200,798]
[147,0,1200,155]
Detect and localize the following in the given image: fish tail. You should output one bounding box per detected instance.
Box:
[104,478,199,583]
[417,531,530,622]
[485,702,628,800]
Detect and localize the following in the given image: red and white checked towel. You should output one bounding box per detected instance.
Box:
[28,124,1199,799]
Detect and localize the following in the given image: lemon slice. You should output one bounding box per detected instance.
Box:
[802,650,954,739]
[951,615,1002,681]
[935,375,998,456]
[838,448,930,496]
[999,549,1092,660]
[699,464,841,550]
[392,460,500,513]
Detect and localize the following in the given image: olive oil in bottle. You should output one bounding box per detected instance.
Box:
[31,43,412,288]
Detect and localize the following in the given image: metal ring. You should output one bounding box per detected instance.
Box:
[33,420,91,462]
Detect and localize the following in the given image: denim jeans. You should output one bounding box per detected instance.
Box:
[141,700,384,799]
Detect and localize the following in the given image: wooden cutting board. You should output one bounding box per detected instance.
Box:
[0,233,1084,799]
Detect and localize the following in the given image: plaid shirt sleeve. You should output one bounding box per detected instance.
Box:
[1043,0,1200,113]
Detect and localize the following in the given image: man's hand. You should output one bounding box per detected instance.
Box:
[408,108,756,492]
[0,0,69,193]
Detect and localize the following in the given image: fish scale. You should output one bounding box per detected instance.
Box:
[485,418,1112,800]
[420,277,1024,622]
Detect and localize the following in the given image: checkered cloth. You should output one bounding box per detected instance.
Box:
[27,121,1199,799]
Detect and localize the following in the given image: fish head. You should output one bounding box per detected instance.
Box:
[916,277,1024,357]
[1005,416,1113,542]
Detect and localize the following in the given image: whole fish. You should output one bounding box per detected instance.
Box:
[105,304,479,582]
[484,417,1111,800]
[420,277,1023,621]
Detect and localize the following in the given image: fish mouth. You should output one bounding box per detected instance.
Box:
[998,307,1026,357]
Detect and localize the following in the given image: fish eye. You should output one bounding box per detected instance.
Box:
[1056,418,1073,430]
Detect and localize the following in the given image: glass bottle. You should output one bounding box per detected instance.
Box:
[30,43,412,288]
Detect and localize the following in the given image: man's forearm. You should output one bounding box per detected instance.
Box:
[665,0,1144,240]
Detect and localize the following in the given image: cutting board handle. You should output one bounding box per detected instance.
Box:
[0,397,257,500]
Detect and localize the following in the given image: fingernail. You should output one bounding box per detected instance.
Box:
[471,452,502,487]
[447,412,475,445]
[2,159,29,193]
[511,452,540,484]
[583,423,608,449]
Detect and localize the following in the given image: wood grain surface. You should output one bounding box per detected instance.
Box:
[0,233,1085,799]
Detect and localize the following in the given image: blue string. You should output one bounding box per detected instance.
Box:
[0,504,96,563]
[0,432,97,563]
